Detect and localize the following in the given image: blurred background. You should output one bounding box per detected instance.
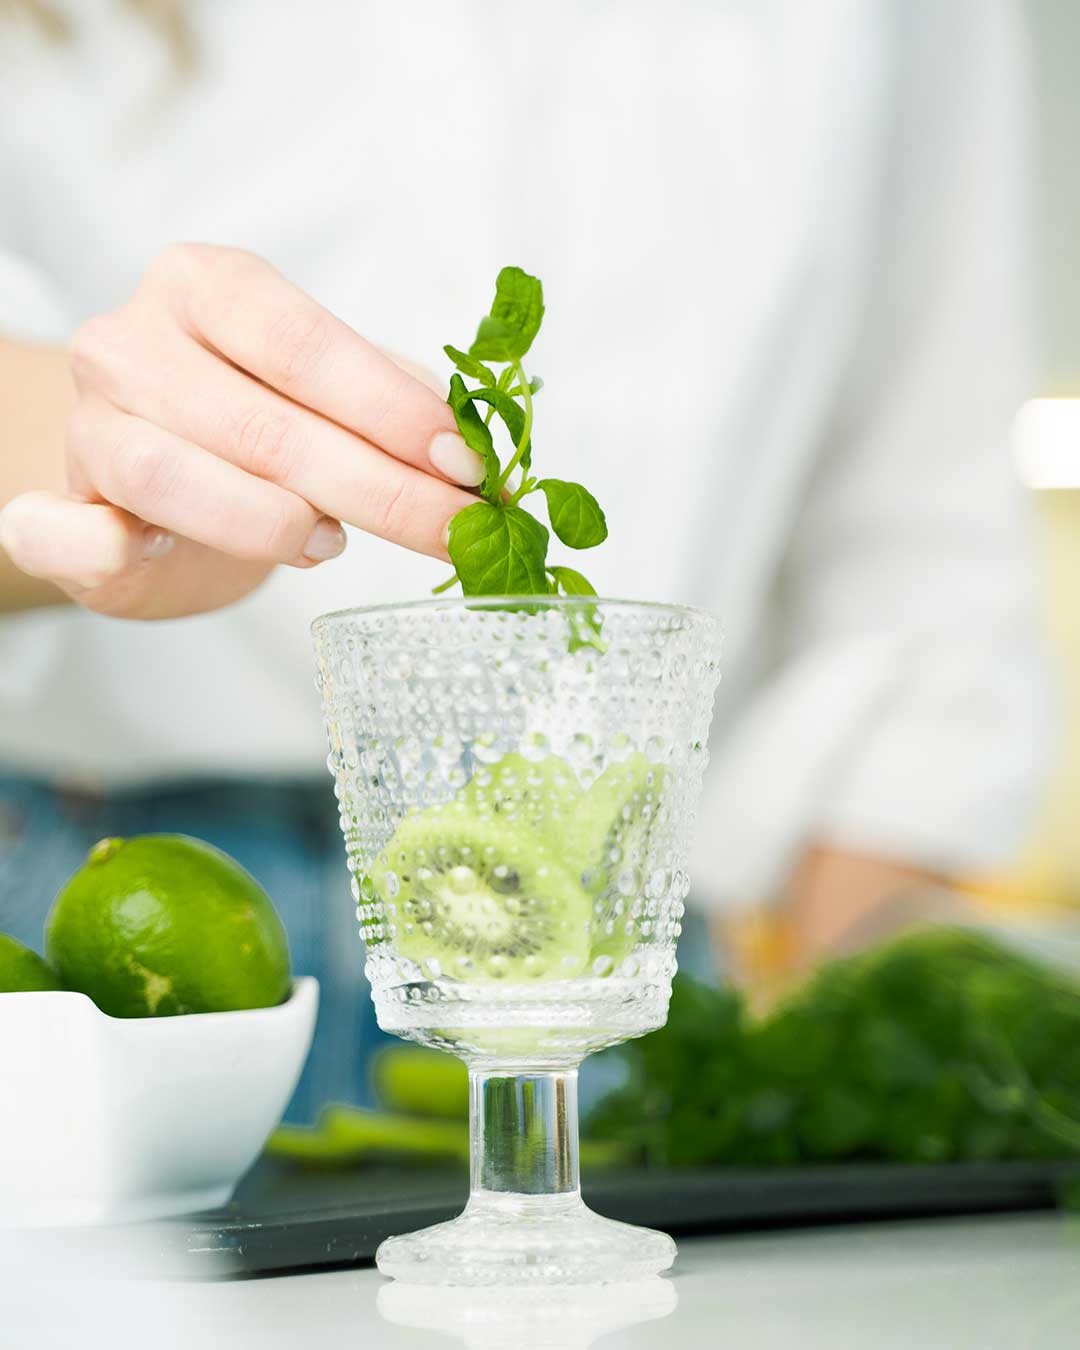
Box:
[1004,0,1080,903]
[3,0,1080,1168]
[719,0,1080,1000]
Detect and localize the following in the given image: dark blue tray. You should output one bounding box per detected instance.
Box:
[161,1156,1078,1278]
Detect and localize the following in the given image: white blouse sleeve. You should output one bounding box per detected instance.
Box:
[694,0,1053,904]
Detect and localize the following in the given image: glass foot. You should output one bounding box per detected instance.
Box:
[375,1191,676,1286]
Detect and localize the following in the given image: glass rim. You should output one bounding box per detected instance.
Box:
[311,594,720,636]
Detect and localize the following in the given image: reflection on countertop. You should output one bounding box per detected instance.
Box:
[377,1277,678,1348]
[3,1213,1079,1348]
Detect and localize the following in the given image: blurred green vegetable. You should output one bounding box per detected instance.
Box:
[372,1046,469,1120]
[585,927,1080,1166]
[270,1048,626,1169]
[269,1105,469,1166]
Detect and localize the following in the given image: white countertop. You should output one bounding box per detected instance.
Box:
[8,1213,1079,1349]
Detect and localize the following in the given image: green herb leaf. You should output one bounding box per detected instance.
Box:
[470,266,545,362]
[548,565,597,596]
[443,344,497,387]
[447,375,500,501]
[537,479,608,549]
[447,501,549,596]
[463,386,532,475]
[548,567,605,651]
[438,267,610,605]
[584,930,1080,1169]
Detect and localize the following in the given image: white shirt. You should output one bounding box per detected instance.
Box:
[0,0,1050,902]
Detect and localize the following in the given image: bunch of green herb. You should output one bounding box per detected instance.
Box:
[433,266,607,600]
[586,927,1080,1167]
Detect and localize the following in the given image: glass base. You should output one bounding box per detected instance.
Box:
[375,1191,676,1286]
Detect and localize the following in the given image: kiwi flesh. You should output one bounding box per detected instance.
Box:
[459,752,585,847]
[371,800,592,982]
[568,753,669,972]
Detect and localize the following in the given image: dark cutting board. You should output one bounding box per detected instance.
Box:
[150,1155,1078,1278]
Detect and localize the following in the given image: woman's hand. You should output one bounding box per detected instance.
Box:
[0,244,482,619]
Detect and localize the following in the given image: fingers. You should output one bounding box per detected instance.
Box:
[0,491,280,619]
[107,332,471,560]
[0,491,171,594]
[54,242,480,620]
[383,349,449,395]
[142,244,483,485]
[67,399,345,566]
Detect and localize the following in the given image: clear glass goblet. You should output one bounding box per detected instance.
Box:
[312,597,721,1286]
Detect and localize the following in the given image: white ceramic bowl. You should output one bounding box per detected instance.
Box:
[0,977,318,1228]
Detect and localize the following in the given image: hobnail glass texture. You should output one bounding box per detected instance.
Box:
[312,596,721,1284]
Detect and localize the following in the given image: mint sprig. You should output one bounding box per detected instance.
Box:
[434,266,607,600]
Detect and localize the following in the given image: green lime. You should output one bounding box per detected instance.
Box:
[0,933,63,992]
[46,835,291,1018]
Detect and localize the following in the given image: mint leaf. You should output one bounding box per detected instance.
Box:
[447,375,500,500]
[470,266,544,362]
[443,344,497,387]
[469,317,518,363]
[537,479,608,550]
[567,606,605,653]
[549,567,605,652]
[463,386,532,475]
[447,501,549,596]
[548,566,597,596]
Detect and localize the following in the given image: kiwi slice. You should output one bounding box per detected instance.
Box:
[459,752,585,847]
[371,800,592,982]
[567,754,669,973]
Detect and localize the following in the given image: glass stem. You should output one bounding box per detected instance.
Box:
[468,1068,581,1199]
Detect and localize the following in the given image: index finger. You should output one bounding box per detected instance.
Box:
[151,245,483,486]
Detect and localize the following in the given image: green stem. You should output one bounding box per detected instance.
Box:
[1030,1095,1080,1152]
[975,1036,1080,1152]
[431,571,460,595]
[508,475,537,506]
[497,359,533,490]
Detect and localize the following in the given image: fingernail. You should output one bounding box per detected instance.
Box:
[141,529,175,560]
[303,517,347,562]
[429,431,485,487]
